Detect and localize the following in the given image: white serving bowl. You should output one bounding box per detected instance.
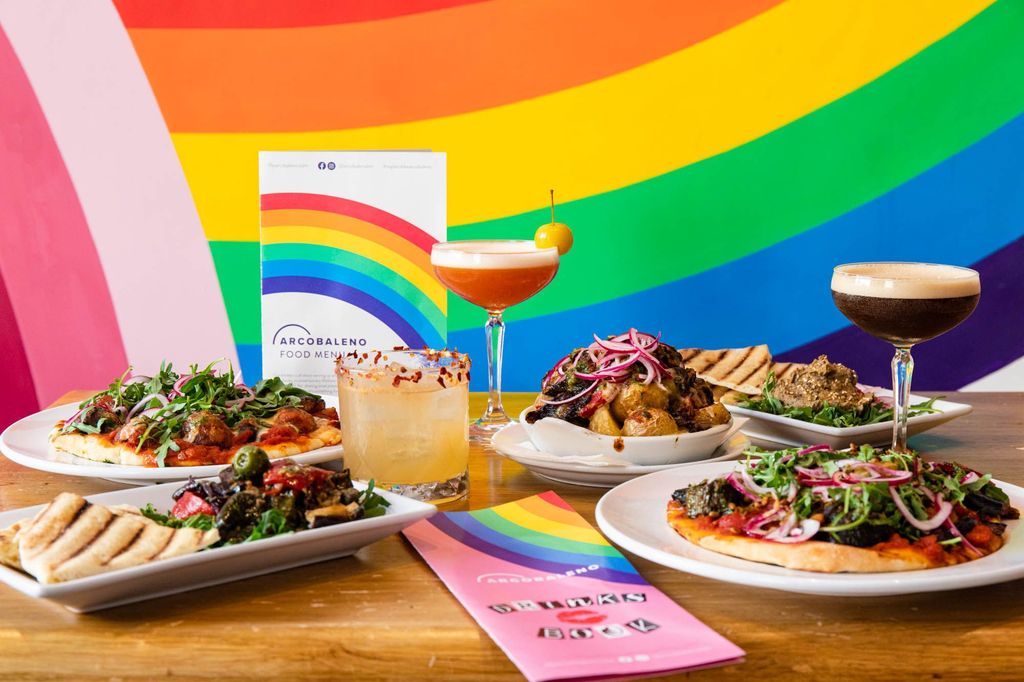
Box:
[518,406,737,466]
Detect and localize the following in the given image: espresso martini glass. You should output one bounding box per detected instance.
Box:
[431,240,560,441]
[831,262,980,452]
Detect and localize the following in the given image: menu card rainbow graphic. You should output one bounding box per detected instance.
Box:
[403,492,743,680]
[259,151,446,393]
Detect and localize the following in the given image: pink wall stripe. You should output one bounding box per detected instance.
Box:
[0,0,238,377]
[0,27,129,410]
[0,266,41,430]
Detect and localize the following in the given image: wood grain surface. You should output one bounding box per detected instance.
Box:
[1,391,1022,681]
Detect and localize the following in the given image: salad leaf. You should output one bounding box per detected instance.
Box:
[359,480,391,518]
[242,508,294,542]
[140,504,215,530]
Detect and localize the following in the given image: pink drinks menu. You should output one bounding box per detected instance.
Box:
[403,492,743,681]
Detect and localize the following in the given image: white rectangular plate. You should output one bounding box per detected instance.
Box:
[725,389,971,448]
[597,462,1024,597]
[0,482,435,612]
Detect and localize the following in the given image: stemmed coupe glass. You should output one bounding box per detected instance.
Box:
[431,241,559,441]
[831,262,980,452]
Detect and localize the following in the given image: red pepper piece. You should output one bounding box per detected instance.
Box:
[171,491,215,519]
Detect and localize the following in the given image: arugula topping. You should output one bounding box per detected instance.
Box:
[359,480,392,518]
[64,361,320,467]
[738,371,942,427]
[739,446,1004,543]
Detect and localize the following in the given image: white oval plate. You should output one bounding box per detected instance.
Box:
[596,461,1024,596]
[492,423,750,488]
[518,407,736,466]
[0,399,345,485]
[0,480,434,612]
[725,388,972,448]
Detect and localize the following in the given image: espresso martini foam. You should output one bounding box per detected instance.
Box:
[831,263,980,345]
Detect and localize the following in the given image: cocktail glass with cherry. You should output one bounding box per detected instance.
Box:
[431,192,572,441]
[431,241,559,440]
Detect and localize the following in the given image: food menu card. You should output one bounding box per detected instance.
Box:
[403,492,743,681]
[258,151,446,394]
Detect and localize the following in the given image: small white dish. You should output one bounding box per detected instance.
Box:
[725,388,972,449]
[0,480,435,612]
[596,461,1024,596]
[518,406,737,466]
[492,423,750,488]
[0,399,346,485]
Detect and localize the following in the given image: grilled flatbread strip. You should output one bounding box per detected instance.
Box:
[678,345,772,395]
[7,492,219,584]
[0,520,27,570]
[770,361,802,383]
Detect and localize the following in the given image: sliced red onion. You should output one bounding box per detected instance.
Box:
[123,375,152,385]
[801,476,847,488]
[743,505,783,536]
[725,473,758,502]
[765,519,821,544]
[762,511,799,542]
[797,444,833,456]
[860,470,914,485]
[63,406,88,427]
[795,465,830,479]
[539,380,599,406]
[591,335,635,353]
[828,458,865,469]
[226,384,256,408]
[739,467,773,495]
[943,518,982,557]
[126,393,169,420]
[960,471,980,486]
[612,329,659,347]
[889,487,952,531]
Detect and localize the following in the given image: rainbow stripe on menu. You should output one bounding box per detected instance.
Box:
[427,491,645,585]
[260,192,445,351]
[403,493,744,680]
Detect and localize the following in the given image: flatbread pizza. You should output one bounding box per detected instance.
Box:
[667,446,1018,572]
[49,362,341,468]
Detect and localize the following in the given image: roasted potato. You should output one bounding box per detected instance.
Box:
[622,408,678,437]
[588,405,621,436]
[611,383,670,422]
[692,403,731,430]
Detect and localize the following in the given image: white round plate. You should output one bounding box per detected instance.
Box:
[491,423,750,488]
[596,461,1024,596]
[0,399,345,485]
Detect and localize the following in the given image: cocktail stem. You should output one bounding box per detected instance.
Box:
[891,345,914,453]
[483,310,507,423]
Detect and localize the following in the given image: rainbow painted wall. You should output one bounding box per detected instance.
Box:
[1,0,1022,430]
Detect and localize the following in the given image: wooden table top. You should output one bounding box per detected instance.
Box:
[1,391,1023,681]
